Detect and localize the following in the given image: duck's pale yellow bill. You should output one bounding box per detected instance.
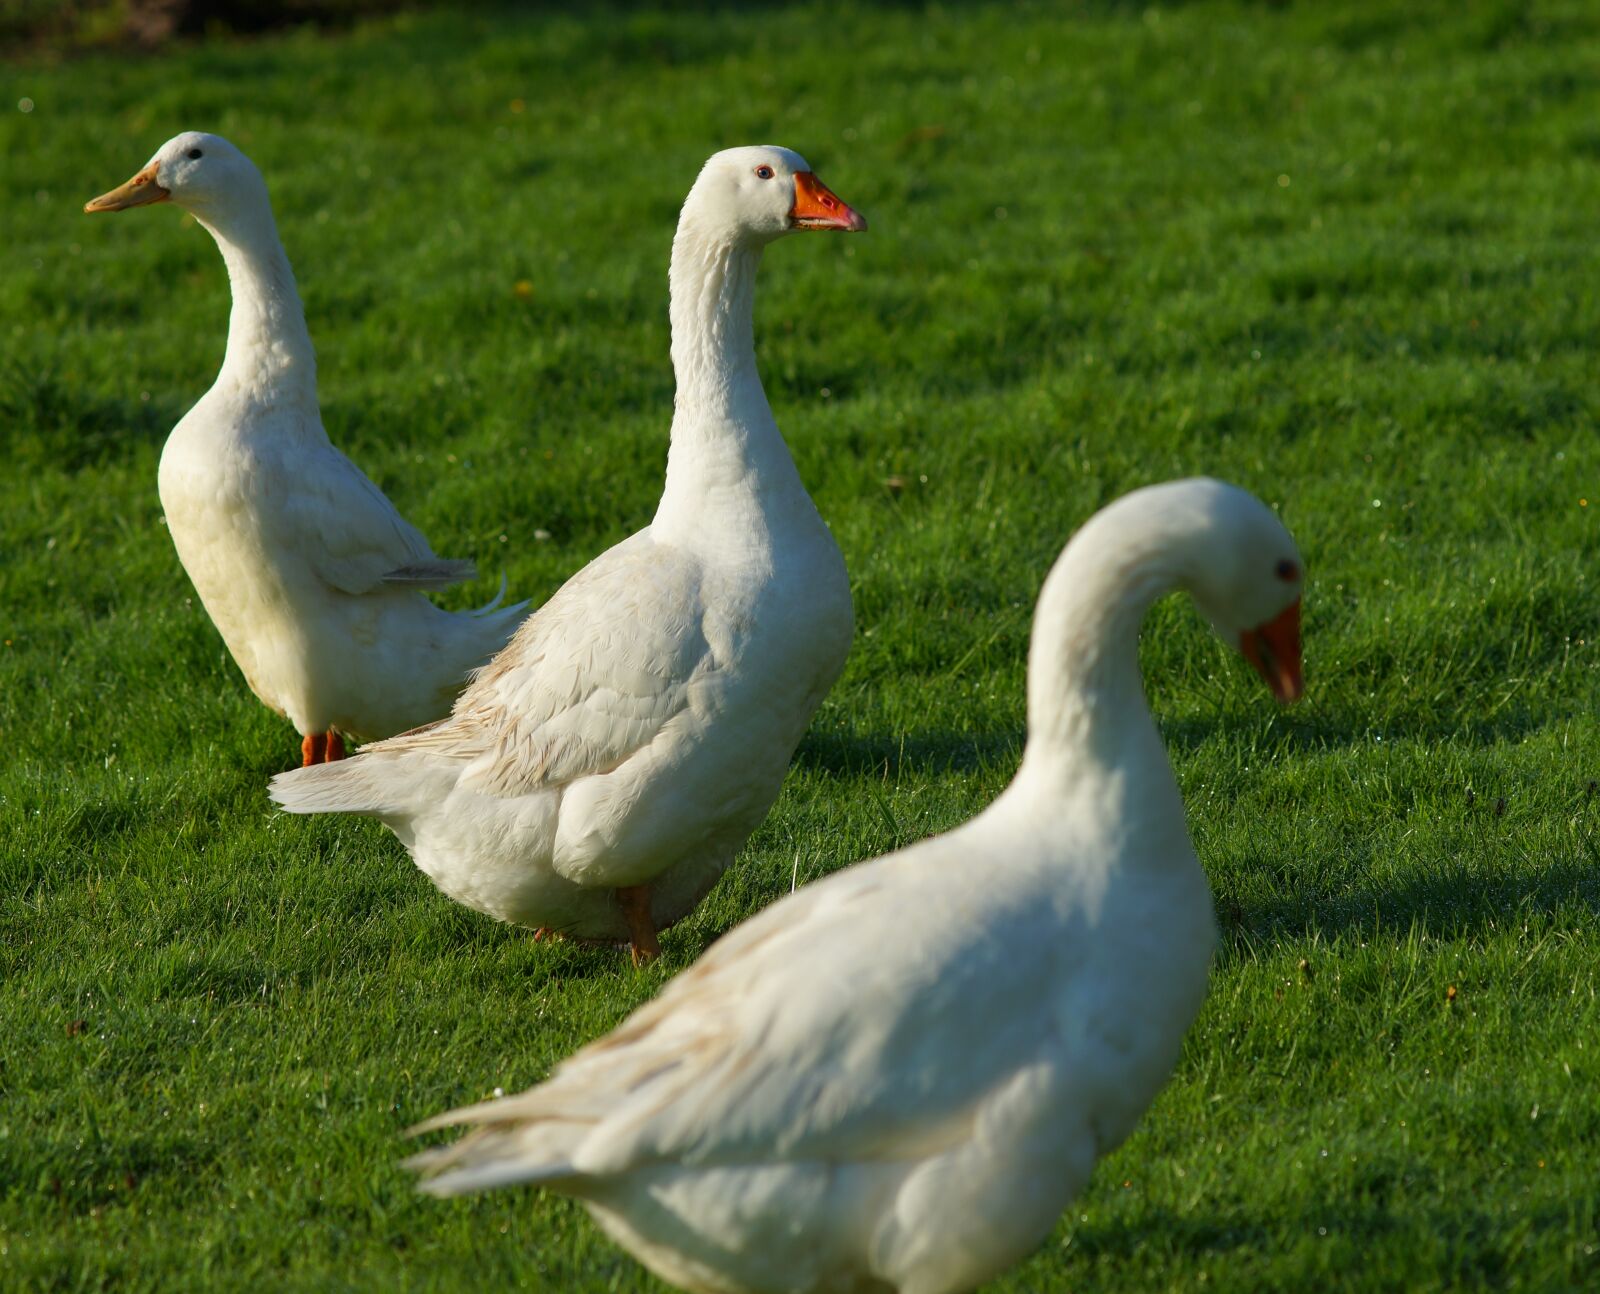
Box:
[84,164,170,214]
[1240,598,1303,704]
[790,171,868,232]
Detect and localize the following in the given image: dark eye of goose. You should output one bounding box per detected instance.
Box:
[1275,559,1299,582]
[187,148,204,160]
[754,165,774,179]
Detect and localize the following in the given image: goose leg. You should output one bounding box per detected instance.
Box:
[323,730,346,762]
[300,732,327,766]
[617,885,660,966]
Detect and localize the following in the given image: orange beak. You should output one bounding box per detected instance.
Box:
[790,171,867,232]
[1240,598,1303,704]
[84,163,170,214]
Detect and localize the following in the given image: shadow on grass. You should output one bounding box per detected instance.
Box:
[0,362,172,475]
[1066,1203,1361,1265]
[1221,847,1600,954]
[1063,1199,1571,1283]
[808,698,1578,785]
[2,1129,220,1217]
[404,908,654,988]
[1158,699,1582,760]
[793,728,1023,779]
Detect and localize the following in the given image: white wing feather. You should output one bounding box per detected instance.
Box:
[415,829,1071,1183]
[371,532,711,797]
[275,439,473,596]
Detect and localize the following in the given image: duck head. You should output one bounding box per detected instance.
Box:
[85,131,267,221]
[680,145,867,245]
[1183,484,1305,704]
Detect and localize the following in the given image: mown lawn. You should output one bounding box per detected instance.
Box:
[2,1,1598,1289]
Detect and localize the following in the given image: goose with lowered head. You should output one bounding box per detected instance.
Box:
[407,478,1305,1294]
[85,132,527,766]
[270,146,864,962]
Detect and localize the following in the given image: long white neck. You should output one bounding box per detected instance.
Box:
[1017,501,1191,785]
[652,218,807,540]
[196,196,318,408]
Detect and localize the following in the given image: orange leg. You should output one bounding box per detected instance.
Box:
[323,730,346,762]
[617,885,661,967]
[300,732,327,766]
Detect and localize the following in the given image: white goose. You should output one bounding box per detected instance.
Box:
[269,146,864,959]
[406,479,1306,1294]
[85,132,527,766]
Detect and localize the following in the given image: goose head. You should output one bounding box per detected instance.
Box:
[1181,482,1305,703]
[680,145,867,245]
[84,131,267,221]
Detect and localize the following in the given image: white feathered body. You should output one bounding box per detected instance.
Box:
[160,391,525,740]
[270,152,857,940]
[127,138,526,744]
[414,757,1215,1294]
[406,479,1312,1294]
[276,485,851,939]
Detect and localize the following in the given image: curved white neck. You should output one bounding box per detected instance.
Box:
[653,220,806,540]
[668,227,762,413]
[1019,509,1187,779]
[197,199,318,407]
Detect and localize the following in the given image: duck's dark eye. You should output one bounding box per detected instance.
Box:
[754,165,775,180]
[1275,559,1299,582]
[187,148,203,160]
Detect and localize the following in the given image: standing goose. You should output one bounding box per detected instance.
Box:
[407,479,1305,1294]
[269,146,864,960]
[85,132,527,766]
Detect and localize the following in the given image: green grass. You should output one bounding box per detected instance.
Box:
[3,1,1599,1289]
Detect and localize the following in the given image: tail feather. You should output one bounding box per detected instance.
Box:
[405,1112,591,1197]
[269,757,395,816]
[406,1136,580,1197]
[459,570,531,673]
[469,569,530,621]
[383,559,478,589]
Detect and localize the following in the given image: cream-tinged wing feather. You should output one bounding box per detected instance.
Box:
[413,832,1073,1188]
[278,439,475,596]
[372,533,712,797]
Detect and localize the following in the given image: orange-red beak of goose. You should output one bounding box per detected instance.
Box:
[84,163,170,214]
[790,171,868,232]
[1240,598,1303,704]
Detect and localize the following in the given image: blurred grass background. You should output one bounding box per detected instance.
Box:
[2,1,1598,1290]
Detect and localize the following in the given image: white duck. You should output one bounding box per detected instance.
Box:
[405,478,1306,1294]
[268,146,864,959]
[85,132,527,766]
